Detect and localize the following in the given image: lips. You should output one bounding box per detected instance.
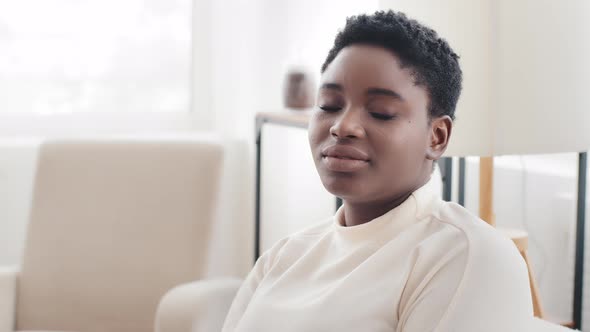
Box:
[321,145,370,172]
[322,145,369,160]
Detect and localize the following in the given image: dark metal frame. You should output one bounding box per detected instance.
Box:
[458,157,466,206]
[438,158,453,202]
[574,152,587,330]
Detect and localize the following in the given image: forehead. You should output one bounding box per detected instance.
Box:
[321,44,428,102]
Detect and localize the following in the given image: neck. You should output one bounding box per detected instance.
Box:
[341,173,432,227]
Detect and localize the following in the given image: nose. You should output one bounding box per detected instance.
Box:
[329,108,365,139]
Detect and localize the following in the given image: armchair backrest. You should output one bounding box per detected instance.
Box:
[16,139,224,332]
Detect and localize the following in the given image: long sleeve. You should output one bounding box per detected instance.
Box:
[221,252,268,331]
[218,189,536,332]
[221,238,289,332]
[398,226,533,332]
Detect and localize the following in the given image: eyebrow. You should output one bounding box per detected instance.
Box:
[366,87,403,101]
[320,83,403,101]
[320,83,343,91]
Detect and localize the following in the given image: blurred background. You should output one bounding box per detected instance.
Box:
[0,0,589,330]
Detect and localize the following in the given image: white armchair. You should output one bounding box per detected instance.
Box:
[0,267,17,332]
[155,278,242,332]
[0,139,224,332]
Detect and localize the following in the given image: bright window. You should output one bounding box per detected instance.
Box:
[0,0,191,115]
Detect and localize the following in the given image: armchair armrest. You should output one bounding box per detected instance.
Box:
[0,266,18,332]
[155,278,242,332]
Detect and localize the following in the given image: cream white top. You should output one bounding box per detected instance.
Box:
[222,176,534,331]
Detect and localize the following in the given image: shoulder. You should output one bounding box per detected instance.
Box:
[426,202,534,329]
[406,200,528,290]
[417,200,531,305]
[398,201,533,330]
[431,201,525,270]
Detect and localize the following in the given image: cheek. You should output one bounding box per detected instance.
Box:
[308,116,330,150]
[373,123,428,167]
[307,123,319,150]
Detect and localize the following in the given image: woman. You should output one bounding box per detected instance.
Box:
[222,10,533,331]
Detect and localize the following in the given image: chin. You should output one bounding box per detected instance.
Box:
[319,172,363,199]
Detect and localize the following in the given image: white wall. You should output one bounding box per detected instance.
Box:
[191,0,380,276]
[0,140,38,266]
[195,0,379,139]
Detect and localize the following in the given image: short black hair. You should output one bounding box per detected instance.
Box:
[322,10,462,120]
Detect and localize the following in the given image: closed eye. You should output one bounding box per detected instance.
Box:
[319,106,341,112]
[370,112,395,120]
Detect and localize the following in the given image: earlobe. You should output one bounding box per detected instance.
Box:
[426,116,452,160]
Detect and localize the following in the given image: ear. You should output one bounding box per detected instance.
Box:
[426,115,453,160]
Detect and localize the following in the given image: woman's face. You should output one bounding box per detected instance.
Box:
[308,44,450,204]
